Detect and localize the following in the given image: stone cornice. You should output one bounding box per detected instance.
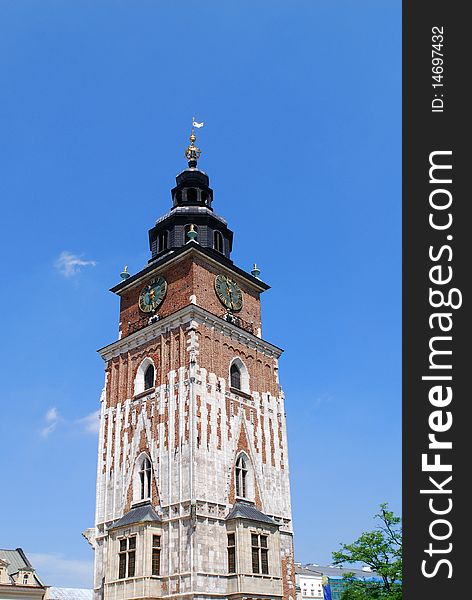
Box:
[98,304,283,361]
[110,244,270,295]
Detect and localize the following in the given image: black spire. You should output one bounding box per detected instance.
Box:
[148,125,233,263]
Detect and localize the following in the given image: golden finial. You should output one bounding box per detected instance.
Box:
[185,116,203,167]
[120,265,130,280]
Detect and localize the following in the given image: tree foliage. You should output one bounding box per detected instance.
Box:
[332,503,402,600]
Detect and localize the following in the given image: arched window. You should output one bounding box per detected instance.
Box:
[134,358,156,396]
[139,456,152,500]
[144,363,155,391]
[235,454,248,498]
[158,230,168,252]
[186,188,198,202]
[230,363,241,390]
[214,230,224,253]
[229,358,250,393]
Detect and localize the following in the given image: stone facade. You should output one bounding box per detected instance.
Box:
[89,156,296,600]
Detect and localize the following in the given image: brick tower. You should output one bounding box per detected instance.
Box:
[89,128,296,600]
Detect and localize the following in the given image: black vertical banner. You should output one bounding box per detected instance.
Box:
[403,2,470,599]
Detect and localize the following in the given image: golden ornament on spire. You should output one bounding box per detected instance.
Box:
[185,116,203,167]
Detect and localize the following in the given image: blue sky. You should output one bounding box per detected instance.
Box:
[0,0,401,587]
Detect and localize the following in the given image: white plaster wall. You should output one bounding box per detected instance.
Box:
[93,318,294,599]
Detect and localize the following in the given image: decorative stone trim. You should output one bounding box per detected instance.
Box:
[98,304,283,361]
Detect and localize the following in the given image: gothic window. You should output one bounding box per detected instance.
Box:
[118,536,136,579]
[229,358,250,393]
[139,456,152,500]
[230,363,241,390]
[227,533,236,573]
[235,454,248,498]
[144,363,155,391]
[152,535,161,576]
[214,230,224,253]
[134,358,156,396]
[158,230,168,252]
[251,533,269,574]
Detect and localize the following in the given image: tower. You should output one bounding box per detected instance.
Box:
[90,127,296,600]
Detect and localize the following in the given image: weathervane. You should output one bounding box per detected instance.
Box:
[185,116,204,167]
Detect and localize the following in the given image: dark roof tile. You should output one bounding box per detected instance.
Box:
[108,502,161,529]
[225,502,276,525]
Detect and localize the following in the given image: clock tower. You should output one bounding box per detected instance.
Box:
[89,128,296,600]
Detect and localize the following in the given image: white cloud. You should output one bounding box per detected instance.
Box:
[46,407,59,421]
[55,251,97,277]
[40,423,57,437]
[40,407,60,438]
[40,407,101,438]
[28,553,93,588]
[77,409,100,434]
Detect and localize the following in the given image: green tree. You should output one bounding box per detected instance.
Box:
[332,503,402,600]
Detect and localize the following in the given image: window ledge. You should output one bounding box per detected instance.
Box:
[230,387,251,400]
[242,573,281,580]
[235,497,255,504]
[130,499,153,508]
[107,575,163,585]
[134,388,155,400]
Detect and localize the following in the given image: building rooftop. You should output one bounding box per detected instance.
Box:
[0,548,44,586]
[47,587,93,600]
[296,563,382,580]
[295,564,323,577]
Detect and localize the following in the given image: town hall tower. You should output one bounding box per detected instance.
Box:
[88,128,296,600]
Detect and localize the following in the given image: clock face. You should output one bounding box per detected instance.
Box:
[138,277,168,313]
[214,274,243,311]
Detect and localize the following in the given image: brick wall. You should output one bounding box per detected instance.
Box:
[118,251,262,338]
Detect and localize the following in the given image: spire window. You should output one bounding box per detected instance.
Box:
[214,230,224,253]
[158,230,168,252]
[186,188,198,202]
